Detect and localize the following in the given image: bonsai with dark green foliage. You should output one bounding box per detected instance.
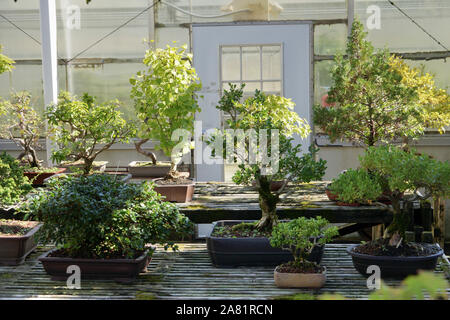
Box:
[45,92,135,175]
[0,92,44,168]
[0,153,32,206]
[270,217,338,271]
[208,85,327,231]
[313,20,448,147]
[26,174,193,259]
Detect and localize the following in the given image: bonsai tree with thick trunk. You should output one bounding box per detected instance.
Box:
[356,145,449,246]
[130,44,201,179]
[313,20,449,148]
[45,92,135,175]
[208,85,327,231]
[0,92,44,168]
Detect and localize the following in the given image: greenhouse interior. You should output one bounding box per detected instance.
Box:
[0,0,449,304]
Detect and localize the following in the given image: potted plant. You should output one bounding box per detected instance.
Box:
[25,174,193,281]
[270,217,338,288]
[0,153,39,265]
[346,145,448,278]
[0,91,66,185]
[206,87,327,267]
[45,92,135,176]
[130,44,201,201]
[326,168,382,206]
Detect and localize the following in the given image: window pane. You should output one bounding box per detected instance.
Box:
[263,81,281,95]
[242,46,260,81]
[314,23,347,55]
[314,60,335,105]
[262,46,281,80]
[221,47,241,81]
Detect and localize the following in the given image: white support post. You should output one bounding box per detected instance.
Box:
[39,0,58,167]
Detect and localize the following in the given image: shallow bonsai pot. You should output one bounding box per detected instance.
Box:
[274,266,326,288]
[24,168,67,186]
[251,180,285,191]
[128,161,172,178]
[59,161,108,173]
[206,220,324,267]
[346,244,444,279]
[153,179,195,203]
[0,223,42,266]
[39,249,152,281]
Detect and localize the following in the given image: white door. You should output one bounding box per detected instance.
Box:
[192,22,312,182]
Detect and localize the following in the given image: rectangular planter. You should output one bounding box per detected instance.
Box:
[23,168,67,186]
[206,220,324,267]
[59,161,108,173]
[0,223,42,266]
[128,161,171,178]
[39,249,152,281]
[154,181,195,203]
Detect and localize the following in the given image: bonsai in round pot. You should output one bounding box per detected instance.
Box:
[0,91,66,185]
[270,217,338,288]
[205,86,327,266]
[130,44,201,200]
[45,92,135,176]
[25,174,193,281]
[346,146,448,278]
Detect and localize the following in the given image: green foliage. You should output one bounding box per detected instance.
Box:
[328,168,382,204]
[313,20,428,147]
[0,92,44,167]
[0,45,14,75]
[45,92,135,175]
[130,44,201,169]
[0,152,32,206]
[26,174,193,259]
[270,217,338,264]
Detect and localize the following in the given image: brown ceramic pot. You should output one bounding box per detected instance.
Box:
[153,179,195,203]
[0,223,42,266]
[274,266,327,288]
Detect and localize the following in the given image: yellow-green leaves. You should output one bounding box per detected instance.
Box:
[0,45,14,75]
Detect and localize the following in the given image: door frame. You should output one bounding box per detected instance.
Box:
[190,21,314,182]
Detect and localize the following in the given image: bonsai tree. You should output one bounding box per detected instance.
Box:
[0,92,44,168]
[45,92,135,175]
[26,174,193,259]
[355,145,449,246]
[0,153,32,206]
[130,44,201,179]
[208,85,327,230]
[327,168,382,205]
[313,20,449,147]
[270,217,338,271]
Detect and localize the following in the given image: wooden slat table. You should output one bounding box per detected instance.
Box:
[0,243,448,300]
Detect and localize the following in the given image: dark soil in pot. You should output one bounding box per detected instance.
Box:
[347,239,443,279]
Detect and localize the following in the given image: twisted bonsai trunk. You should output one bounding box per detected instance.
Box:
[256,176,279,231]
[134,139,157,165]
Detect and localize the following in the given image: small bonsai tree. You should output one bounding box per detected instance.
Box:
[27,174,193,259]
[328,168,382,205]
[208,85,327,230]
[270,217,338,271]
[356,145,449,246]
[0,92,44,168]
[130,44,201,179]
[313,20,449,147]
[45,92,135,175]
[0,153,32,206]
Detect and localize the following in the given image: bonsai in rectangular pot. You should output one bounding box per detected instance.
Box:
[128,160,171,178]
[45,92,135,176]
[0,219,41,266]
[204,86,327,266]
[130,44,201,202]
[26,174,193,281]
[270,217,338,288]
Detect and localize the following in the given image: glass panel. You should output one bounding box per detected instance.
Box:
[263,81,281,94]
[404,59,450,91]
[242,46,261,81]
[314,23,347,55]
[314,60,335,105]
[155,27,190,49]
[221,47,241,81]
[262,46,281,80]
[242,82,261,95]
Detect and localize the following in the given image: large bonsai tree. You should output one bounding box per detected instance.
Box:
[209,85,327,230]
[0,92,44,168]
[313,20,449,147]
[45,92,135,175]
[130,44,201,179]
[355,145,449,246]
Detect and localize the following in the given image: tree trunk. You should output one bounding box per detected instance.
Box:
[134,139,157,164]
[255,177,279,231]
[432,197,445,247]
[385,199,410,244]
[83,158,94,175]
